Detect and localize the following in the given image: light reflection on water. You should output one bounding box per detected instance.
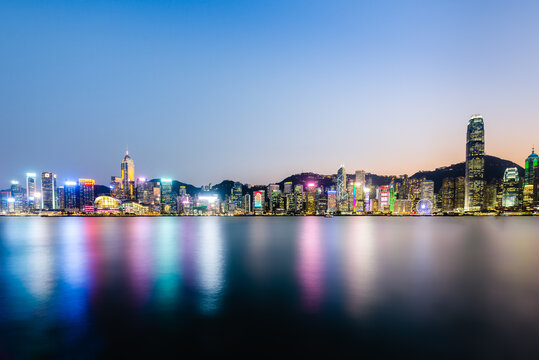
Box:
[1,217,539,357]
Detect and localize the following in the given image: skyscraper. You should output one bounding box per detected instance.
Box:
[465,115,485,211]
[420,180,435,207]
[26,173,37,211]
[10,181,25,213]
[160,178,176,214]
[306,183,316,215]
[79,179,95,212]
[524,148,539,204]
[354,170,366,212]
[441,178,455,211]
[41,172,57,210]
[64,181,79,212]
[121,150,135,200]
[337,165,348,213]
[502,167,521,209]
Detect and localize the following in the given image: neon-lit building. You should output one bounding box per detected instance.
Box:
[253,190,265,215]
[94,196,121,214]
[524,148,539,205]
[41,172,57,210]
[327,189,337,213]
[306,182,316,215]
[377,185,390,212]
[79,179,95,212]
[121,150,135,200]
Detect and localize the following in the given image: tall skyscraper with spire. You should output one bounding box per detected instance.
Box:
[121,150,135,200]
[465,115,485,211]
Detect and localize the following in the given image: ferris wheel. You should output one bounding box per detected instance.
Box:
[416,199,433,215]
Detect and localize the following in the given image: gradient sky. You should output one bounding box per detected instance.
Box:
[1,0,538,186]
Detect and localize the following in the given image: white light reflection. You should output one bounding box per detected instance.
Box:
[197,217,225,315]
[24,218,54,305]
[343,218,377,318]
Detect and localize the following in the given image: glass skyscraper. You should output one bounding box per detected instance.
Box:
[465,115,485,211]
[337,165,347,213]
[121,151,135,200]
[26,173,37,210]
[41,172,57,210]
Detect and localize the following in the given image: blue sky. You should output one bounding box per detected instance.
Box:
[1,0,538,186]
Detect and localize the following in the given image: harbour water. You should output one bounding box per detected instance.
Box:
[1,216,539,358]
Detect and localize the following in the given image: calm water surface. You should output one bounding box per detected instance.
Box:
[1,217,539,358]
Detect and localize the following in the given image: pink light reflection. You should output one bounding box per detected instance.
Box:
[297,217,324,313]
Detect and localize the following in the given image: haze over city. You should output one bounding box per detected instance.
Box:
[1,0,539,186]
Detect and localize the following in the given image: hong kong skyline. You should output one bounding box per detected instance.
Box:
[2,1,539,186]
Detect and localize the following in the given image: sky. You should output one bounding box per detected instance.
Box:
[1,0,539,186]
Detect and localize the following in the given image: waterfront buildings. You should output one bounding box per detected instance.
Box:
[465,115,485,211]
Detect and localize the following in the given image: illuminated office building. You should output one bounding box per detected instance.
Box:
[243,193,251,214]
[377,185,390,212]
[41,172,57,210]
[230,182,243,212]
[523,185,534,211]
[293,185,304,214]
[337,165,348,212]
[455,177,465,210]
[160,178,177,214]
[316,187,327,214]
[121,150,135,200]
[420,180,435,207]
[79,179,95,212]
[136,178,153,205]
[10,181,25,213]
[26,173,37,211]
[306,183,317,215]
[0,191,10,213]
[441,178,455,211]
[327,189,337,213]
[354,170,366,212]
[465,115,485,211]
[484,182,498,211]
[270,189,284,215]
[110,176,123,199]
[283,182,293,194]
[502,167,521,209]
[64,181,79,212]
